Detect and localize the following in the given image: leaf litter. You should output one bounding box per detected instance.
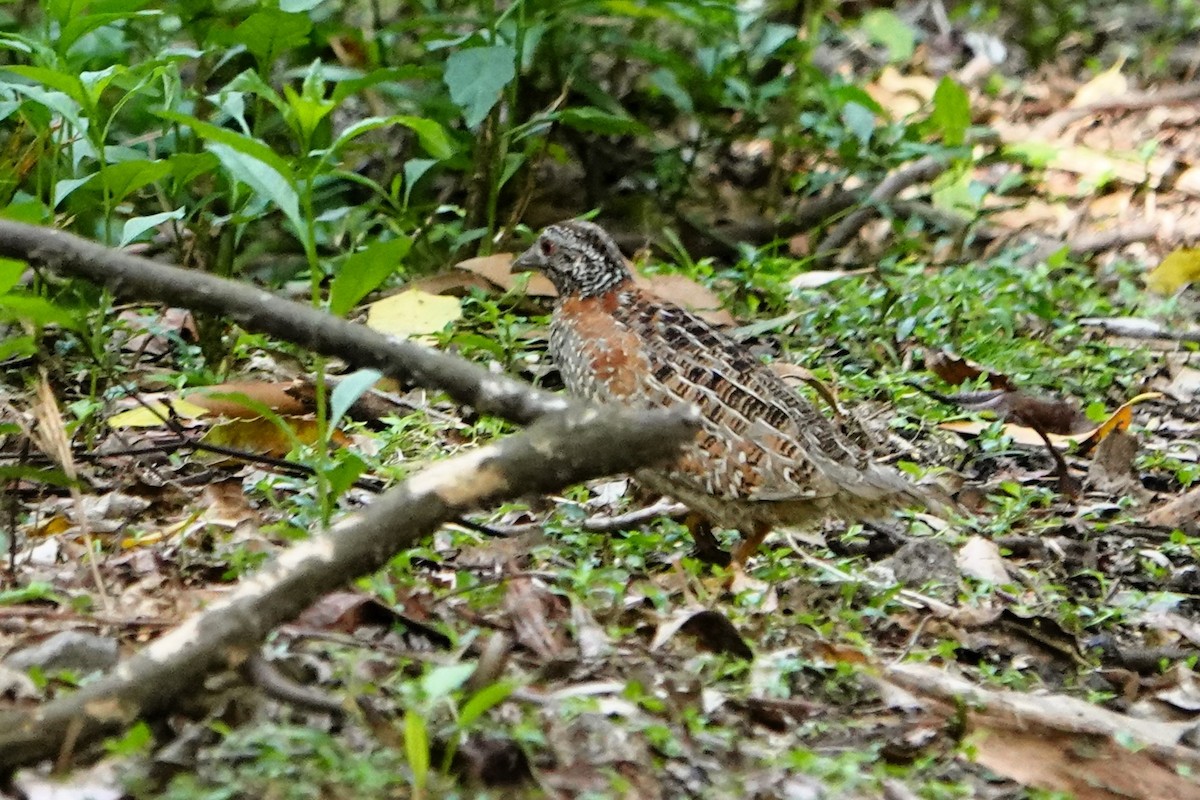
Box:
[10,11,1200,800]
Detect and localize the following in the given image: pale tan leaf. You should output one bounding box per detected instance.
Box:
[366,289,462,338]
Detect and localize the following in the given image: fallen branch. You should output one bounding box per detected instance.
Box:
[0,220,564,426]
[0,404,696,773]
[885,662,1200,799]
[816,156,949,259]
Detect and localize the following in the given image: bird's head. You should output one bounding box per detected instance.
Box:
[513,219,632,299]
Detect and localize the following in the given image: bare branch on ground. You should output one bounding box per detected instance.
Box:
[0,404,696,773]
[0,220,565,426]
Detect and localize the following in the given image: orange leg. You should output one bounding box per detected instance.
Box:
[730,521,772,570]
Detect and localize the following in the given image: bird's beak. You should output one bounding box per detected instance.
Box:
[511,245,540,273]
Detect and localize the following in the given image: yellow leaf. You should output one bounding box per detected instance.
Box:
[1070,59,1127,107]
[107,399,209,428]
[366,289,462,339]
[1145,248,1200,294]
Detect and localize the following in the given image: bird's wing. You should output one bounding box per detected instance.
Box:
[611,289,888,502]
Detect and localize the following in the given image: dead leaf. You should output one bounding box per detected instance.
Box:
[457,253,557,297]
[366,288,462,338]
[1070,60,1128,107]
[651,607,753,660]
[937,392,1161,452]
[924,349,1015,390]
[788,267,873,290]
[957,536,1010,585]
[865,66,937,118]
[1145,247,1200,294]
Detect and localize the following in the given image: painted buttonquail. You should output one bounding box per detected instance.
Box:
[514,219,929,568]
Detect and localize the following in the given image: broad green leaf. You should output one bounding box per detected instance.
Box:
[157,111,295,181]
[167,152,220,188]
[1,65,87,108]
[558,107,647,136]
[1145,248,1200,294]
[52,174,95,208]
[421,663,475,700]
[58,10,159,54]
[393,116,454,160]
[329,237,411,315]
[120,208,185,247]
[648,68,693,113]
[100,159,170,203]
[284,83,336,144]
[207,143,304,243]
[0,293,81,330]
[458,681,514,728]
[5,84,83,128]
[861,9,915,62]
[329,115,454,161]
[443,45,516,128]
[403,158,437,207]
[330,368,383,430]
[841,101,875,145]
[0,258,24,294]
[225,69,287,115]
[325,452,367,497]
[0,334,35,361]
[231,10,311,68]
[931,76,970,147]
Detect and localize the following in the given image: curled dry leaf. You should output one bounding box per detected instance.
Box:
[650,607,753,660]
[924,348,1014,391]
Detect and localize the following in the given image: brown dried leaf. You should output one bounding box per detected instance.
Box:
[457,253,557,297]
[925,349,1015,390]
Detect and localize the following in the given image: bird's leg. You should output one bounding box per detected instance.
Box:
[685,512,731,566]
[730,521,772,571]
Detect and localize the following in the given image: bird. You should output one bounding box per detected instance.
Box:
[513,219,930,571]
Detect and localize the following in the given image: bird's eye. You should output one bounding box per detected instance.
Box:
[539,238,556,257]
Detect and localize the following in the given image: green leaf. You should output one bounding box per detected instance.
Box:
[53,175,96,208]
[1,65,88,108]
[120,208,185,247]
[231,10,311,68]
[558,107,647,136]
[403,158,437,207]
[861,9,915,62]
[100,159,170,203]
[421,663,475,700]
[330,116,454,161]
[0,580,63,605]
[458,681,514,728]
[207,143,304,244]
[0,334,35,361]
[841,102,875,146]
[284,83,336,144]
[931,76,970,147]
[0,258,24,294]
[443,45,515,128]
[157,110,295,180]
[329,237,411,316]
[58,10,159,54]
[0,293,81,330]
[329,368,382,430]
[324,452,367,497]
[404,710,429,792]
